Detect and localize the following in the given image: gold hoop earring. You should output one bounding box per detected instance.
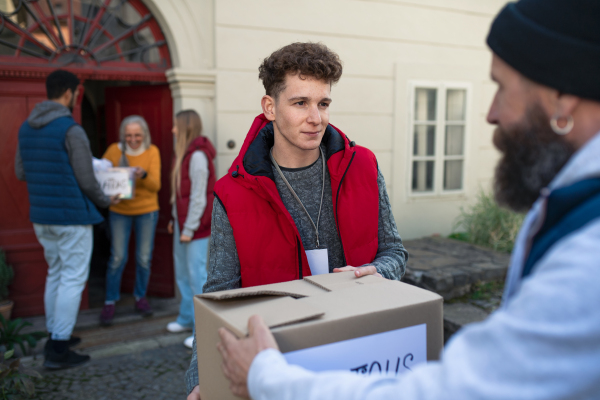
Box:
[550,115,574,135]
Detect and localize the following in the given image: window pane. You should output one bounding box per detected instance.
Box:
[412,161,434,192]
[415,88,437,121]
[445,125,464,156]
[413,125,435,156]
[446,89,466,121]
[444,160,463,190]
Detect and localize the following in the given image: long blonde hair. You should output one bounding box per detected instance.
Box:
[171,110,203,204]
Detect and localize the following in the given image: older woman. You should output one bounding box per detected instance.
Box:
[100,115,161,325]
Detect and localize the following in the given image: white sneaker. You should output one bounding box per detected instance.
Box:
[183,335,194,349]
[166,321,192,333]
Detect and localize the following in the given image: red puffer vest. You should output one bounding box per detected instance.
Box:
[176,136,216,240]
[214,114,379,288]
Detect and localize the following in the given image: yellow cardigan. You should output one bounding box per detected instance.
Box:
[102,143,161,216]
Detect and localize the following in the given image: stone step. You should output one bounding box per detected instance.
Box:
[403,236,509,300]
[16,295,180,358]
[443,302,490,343]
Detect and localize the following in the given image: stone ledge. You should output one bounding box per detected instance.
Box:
[403,236,509,300]
[443,302,489,343]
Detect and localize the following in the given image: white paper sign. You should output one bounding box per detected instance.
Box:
[305,249,329,275]
[95,167,134,199]
[283,324,427,376]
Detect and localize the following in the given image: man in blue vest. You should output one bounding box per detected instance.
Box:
[214,0,600,399]
[15,70,119,369]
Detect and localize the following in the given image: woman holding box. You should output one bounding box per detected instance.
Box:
[100,115,161,325]
[166,110,216,348]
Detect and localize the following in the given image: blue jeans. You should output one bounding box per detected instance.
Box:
[105,211,158,302]
[173,222,209,328]
[33,224,92,341]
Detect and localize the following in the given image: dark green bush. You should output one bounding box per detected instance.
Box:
[452,190,525,253]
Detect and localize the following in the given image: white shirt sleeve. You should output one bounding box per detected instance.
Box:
[247,221,600,400]
[182,150,209,237]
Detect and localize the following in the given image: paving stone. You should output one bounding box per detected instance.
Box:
[421,270,454,292]
[428,256,462,268]
[405,249,440,258]
[403,237,509,300]
[443,303,489,342]
[474,262,507,281]
[27,340,192,399]
[406,259,437,271]
[455,265,483,283]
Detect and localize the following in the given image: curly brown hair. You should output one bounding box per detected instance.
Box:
[258,42,343,100]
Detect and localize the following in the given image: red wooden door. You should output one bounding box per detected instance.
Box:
[0,79,87,317]
[104,85,174,298]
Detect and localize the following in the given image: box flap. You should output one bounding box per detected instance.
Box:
[303,271,384,291]
[198,296,325,337]
[295,280,442,324]
[199,279,327,301]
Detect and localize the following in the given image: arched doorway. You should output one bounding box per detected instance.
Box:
[0,0,175,317]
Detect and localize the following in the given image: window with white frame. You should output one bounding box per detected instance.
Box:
[410,83,468,194]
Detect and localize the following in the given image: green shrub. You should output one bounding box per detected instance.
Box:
[0,348,42,399]
[452,190,525,253]
[0,315,46,355]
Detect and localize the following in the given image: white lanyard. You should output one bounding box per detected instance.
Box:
[270,147,326,248]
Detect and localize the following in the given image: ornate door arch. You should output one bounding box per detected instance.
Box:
[0,0,171,80]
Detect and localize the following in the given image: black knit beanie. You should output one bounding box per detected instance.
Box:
[487,0,600,102]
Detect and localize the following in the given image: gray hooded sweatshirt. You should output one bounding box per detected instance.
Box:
[15,101,110,209]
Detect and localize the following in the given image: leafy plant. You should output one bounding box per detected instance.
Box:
[0,316,46,356]
[452,190,525,253]
[0,250,14,302]
[0,348,42,399]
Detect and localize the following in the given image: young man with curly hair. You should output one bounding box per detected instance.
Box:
[185,42,408,399]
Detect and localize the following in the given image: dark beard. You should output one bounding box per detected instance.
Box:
[493,104,575,213]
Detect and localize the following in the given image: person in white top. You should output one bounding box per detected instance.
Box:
[209,1,600,399]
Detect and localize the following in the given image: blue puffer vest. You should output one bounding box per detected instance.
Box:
[18,116,103,225]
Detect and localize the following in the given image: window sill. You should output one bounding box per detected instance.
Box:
[407,191,468,202]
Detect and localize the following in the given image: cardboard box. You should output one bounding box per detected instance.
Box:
[194,272,443,400]
[94,167,135,199]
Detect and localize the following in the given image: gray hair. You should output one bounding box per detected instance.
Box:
[118,115,151,166]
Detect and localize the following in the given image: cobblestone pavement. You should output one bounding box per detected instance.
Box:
[32,344,193,400]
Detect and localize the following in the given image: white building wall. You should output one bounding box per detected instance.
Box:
[152,0,509,239]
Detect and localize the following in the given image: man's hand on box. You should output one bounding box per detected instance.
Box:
[187,386,201,400]
[217,315,279,399]
[333,265,383,278]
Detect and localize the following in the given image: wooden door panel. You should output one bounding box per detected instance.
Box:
[105,85,174,297]
[0,96,30,230]
[0,80,88,317]
[0,93,47,317]
[0,83,49,317]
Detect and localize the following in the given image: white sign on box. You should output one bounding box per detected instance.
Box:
[95,167,135,199]
[283,324,426,376]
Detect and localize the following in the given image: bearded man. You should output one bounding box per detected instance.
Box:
[215,1,600,399]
